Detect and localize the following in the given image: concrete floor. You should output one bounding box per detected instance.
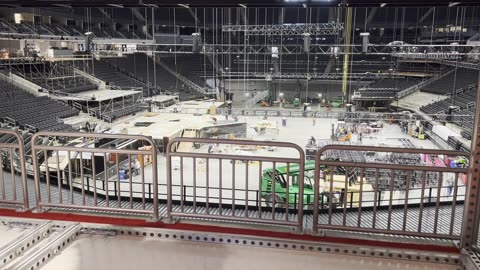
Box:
[0,224,29,247]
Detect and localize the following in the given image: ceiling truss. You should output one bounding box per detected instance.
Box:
[221,23,344,35]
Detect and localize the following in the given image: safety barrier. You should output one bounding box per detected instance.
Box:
[313,145,469,239]
[0,130,475,240]
[166,138,305,231]
[0,129,29,210]
[31,132,159,221]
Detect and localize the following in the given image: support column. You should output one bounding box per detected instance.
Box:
[461,76,480,249]
[341,7,352,102]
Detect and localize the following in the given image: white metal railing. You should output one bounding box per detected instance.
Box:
[396,68,456,99]
[245,90,269,108]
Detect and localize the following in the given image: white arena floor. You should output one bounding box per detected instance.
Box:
[61,110,464,206]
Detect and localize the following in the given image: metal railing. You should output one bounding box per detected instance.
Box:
[0,129,29,210]
[313,145,469,239]
[166,137,305,231]
[31,132,159,221]
[0,130,476,242]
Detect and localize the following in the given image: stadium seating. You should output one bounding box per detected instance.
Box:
[421,68,479,95]
[91,59,146,89]
[420,87,477,115]
[104,53,204,100]
[40,77,98,94]
[363,77,421,90]
[356,77,421,99]
[0,80,78,131]
[159,54,214,87]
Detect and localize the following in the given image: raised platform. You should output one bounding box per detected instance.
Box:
[57,89,142,102]
[109,112,246,140]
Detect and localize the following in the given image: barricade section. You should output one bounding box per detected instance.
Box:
[313,145,469,239]
[0,129,29,210]
[31,132,158,221]
[166,138,305,231]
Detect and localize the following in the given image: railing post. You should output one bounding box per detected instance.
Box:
[377,190,382,207]
[350,192,353,208]
[294,193,298,210]
[428,187,433,203]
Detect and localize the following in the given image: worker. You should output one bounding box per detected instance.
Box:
[132,158,141,176]
[445,173,455,196]
[308,136,316,146]
[359,133,362,142]
[312,117,316,126]
[208,144,214,154]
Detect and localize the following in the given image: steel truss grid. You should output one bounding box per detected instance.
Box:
[221,23,344,35]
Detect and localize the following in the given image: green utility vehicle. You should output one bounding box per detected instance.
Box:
[260,161,348,209]
[330,96,344,108]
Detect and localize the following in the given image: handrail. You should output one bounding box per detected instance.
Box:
[313,144,469,239]
[166,137,305,231]
[31,131,159,221]
[0,129,29,210]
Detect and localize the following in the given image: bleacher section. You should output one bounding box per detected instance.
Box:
[104,53,204,100]
[421,68,478,95]
[420,87,477,115]
[159,55,214,88]
[420,86,477,140]
[0,80,78,131]
[355,77,421,100]
[92,59,145,89]
[0,16,148,39]
[38,77,98,94]
[88,100,145,123]
[365,78,421,90]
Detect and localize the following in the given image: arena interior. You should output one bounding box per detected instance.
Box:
[0,0,480,269]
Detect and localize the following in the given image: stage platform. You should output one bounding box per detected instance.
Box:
[163,99,225,114]
[109,112,246,140]
[58,89,142,102]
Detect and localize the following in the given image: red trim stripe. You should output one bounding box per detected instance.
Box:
[0,208,459,254]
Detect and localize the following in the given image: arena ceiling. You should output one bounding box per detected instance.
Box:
[1,0,480,7]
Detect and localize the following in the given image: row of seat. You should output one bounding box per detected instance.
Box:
[420,88,477,115]
[102,105,145,123]
[0,17,147,39]
[91,60,146,89]
[421,68,479,95]
[0,80,79,131]
[356,77,421,99]
[159,55,214,88]
[103,53,204,101]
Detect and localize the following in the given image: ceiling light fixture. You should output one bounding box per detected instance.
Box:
[239,4,247,9]
[448,2,461,7]
[108,4,124,8]
[53,4,71,8]
[380,3,387,7]
[178,4,190,8]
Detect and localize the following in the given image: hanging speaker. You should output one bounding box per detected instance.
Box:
[192,32,201,53]
[303,33,310,53]
[360,32,370,53]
